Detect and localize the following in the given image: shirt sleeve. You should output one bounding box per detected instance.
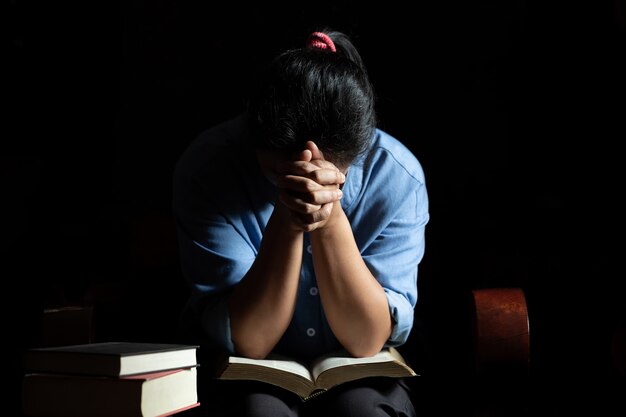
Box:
[173,162,256,354]
[176,218,255,354]
[362,180,429,347]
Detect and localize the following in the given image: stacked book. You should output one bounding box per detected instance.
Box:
[21,341,200,417]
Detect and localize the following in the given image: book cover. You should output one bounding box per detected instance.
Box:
[23,341,200,377]
[22,367,200,417]
[218,347,417,401]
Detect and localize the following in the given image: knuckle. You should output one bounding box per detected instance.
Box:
[304,203,321,214]
[303,180,318,193]
[309,170,322,183]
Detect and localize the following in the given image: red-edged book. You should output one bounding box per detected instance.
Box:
[22,367,199,417]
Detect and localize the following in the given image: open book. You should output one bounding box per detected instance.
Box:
[217,347,417,401]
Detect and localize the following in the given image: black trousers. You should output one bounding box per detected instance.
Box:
[195,373,416,417]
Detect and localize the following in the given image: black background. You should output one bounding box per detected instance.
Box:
[5,1,624,416]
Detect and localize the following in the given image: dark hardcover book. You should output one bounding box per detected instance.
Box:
[23,342,199,377]
[22,367,199,417]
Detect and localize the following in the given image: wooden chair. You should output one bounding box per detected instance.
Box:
[402,287,530,416]
[470,287,530,377]
[468,287,530,417]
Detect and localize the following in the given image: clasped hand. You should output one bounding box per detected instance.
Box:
[276,141,345,232]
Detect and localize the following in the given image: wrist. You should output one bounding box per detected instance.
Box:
[272,202,305,236]
[313,200,345,235]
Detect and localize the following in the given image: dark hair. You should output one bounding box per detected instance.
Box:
[246,29,376,167]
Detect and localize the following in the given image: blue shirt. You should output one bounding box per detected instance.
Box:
[173,114,429,361]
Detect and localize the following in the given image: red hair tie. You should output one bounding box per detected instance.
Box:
[306,32,337,52]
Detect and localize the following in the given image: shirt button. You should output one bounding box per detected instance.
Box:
[309,287,318,296]
[306,245,312,254]
[306,328,316,337]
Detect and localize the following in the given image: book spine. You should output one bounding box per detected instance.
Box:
[302,389,327,402]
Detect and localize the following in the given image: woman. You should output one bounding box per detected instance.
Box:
[173,28,429,416]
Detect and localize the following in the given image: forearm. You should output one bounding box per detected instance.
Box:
[310,204,392,357]
[229,204,303,359]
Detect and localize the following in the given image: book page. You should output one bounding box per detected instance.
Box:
[227,355,313,381]
[310,348,401,380]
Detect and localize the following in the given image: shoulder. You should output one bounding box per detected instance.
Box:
[174,114,249,181]
[179,113,247,162]
[366,128,426,187]
[193,113,248,148]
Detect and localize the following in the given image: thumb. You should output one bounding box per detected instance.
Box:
[296,149,312,162]
[306,141,325,161]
